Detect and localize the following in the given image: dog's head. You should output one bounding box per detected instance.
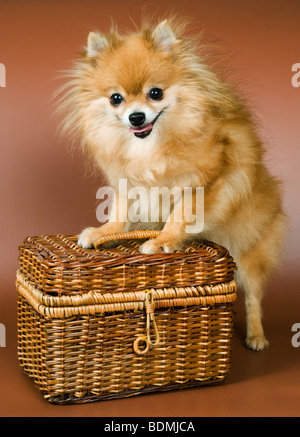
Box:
[83,20,186,142]
[57,20,234,167]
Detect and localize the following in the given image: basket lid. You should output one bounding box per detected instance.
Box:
[18,231,236,297]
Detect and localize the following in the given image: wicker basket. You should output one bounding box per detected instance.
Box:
[16,230,237,404]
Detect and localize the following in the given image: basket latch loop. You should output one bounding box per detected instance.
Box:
[133,290,160,355]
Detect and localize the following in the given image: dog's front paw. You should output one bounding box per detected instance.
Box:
[139,238,162,254]
[139,238,182,254]
[77,227,99,249]
[246,335,269,351]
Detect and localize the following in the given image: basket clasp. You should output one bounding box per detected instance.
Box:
[133,290,160,355]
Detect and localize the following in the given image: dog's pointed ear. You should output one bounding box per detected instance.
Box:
[152,20,178,52]
[87,31,108,57]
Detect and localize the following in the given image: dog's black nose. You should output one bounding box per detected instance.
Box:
[129,112,146,127]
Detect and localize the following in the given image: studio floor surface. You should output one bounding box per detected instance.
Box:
[0,267,299,418]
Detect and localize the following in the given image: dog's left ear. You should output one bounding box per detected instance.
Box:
[86,31,108,57]
[152,20,178,52]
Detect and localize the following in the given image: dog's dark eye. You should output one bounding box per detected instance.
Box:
[110,93,124,106]
[148,88,164,101]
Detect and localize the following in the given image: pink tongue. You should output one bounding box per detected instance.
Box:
[129,123,153,134]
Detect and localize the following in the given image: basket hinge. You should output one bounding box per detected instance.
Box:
[133,290,160,355]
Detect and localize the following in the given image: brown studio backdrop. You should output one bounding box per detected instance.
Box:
[0,0,299,417]
[0,0,299,283]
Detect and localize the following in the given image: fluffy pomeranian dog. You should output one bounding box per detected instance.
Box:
[57,19,286,351]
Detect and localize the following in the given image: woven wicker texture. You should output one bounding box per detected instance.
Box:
[18,231,236,297]
[17,231,237,404]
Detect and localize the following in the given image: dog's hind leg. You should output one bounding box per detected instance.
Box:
[236,213,286,351]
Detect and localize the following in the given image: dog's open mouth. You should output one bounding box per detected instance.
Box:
[129,111,163,139]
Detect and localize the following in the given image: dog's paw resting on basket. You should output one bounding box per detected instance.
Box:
[139,231,185,254]
[77,223,128,249]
